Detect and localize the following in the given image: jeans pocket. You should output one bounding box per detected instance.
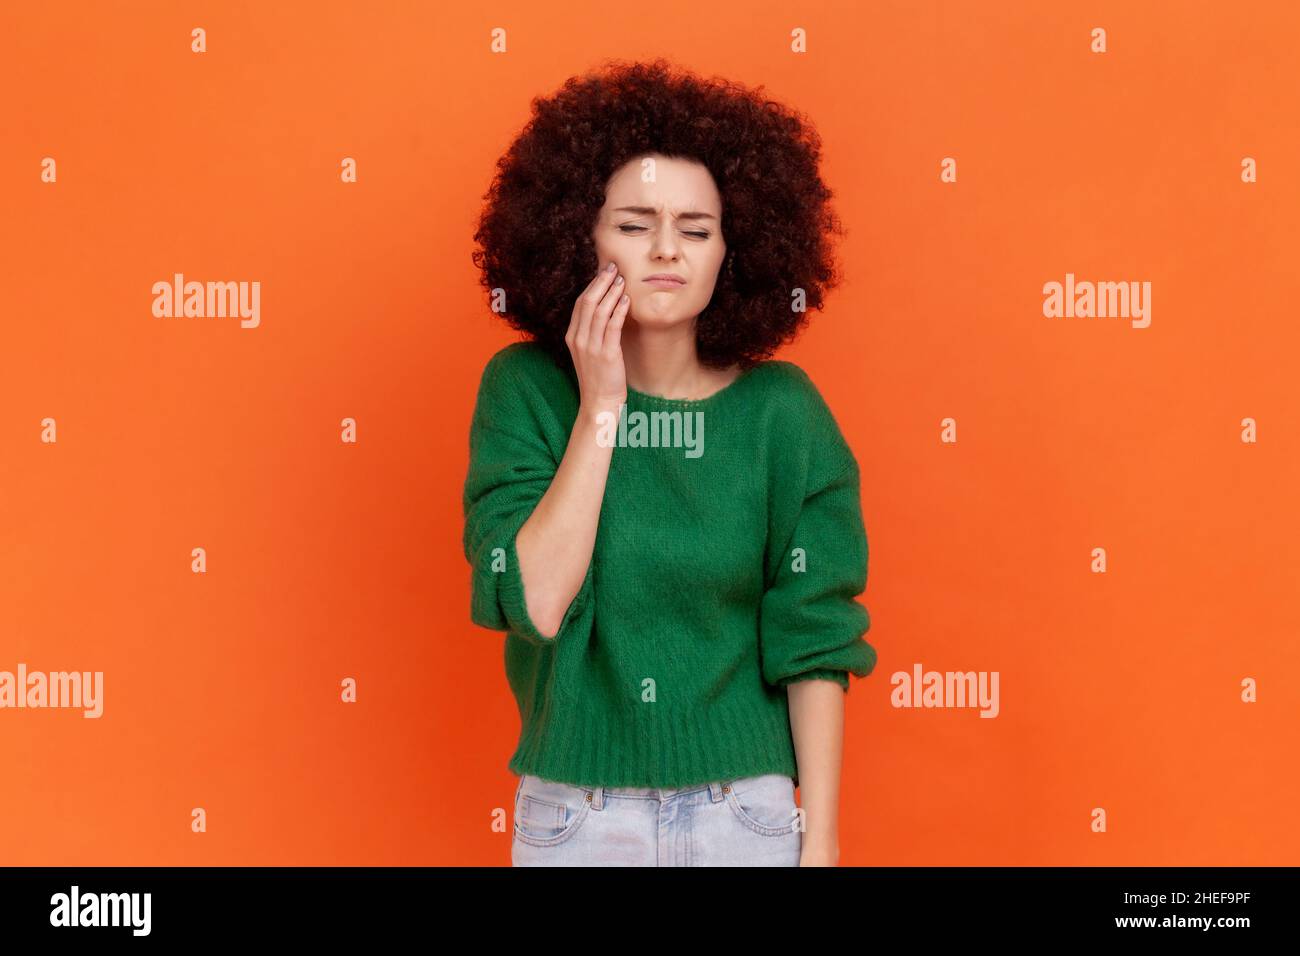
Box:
[722,773,799,837]
[513,774,594,847]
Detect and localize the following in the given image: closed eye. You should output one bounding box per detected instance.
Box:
[618,225,711,239]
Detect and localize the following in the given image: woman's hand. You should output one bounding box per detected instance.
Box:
[566,262,630,411]
[799,837,840,866]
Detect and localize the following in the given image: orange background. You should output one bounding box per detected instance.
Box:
[2,0,1297,866]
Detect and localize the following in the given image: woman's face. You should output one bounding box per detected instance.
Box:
[591,153,726,330]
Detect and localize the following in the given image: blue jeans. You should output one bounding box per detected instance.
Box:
[511,772,802,866]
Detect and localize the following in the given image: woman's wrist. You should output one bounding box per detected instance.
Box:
[578,395,626,419]
[576,398,626,443]
[803,817,839,845]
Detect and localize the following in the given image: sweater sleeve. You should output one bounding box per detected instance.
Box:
[758,374,877,692]
[461,348,594,646]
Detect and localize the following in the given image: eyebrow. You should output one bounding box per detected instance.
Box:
[612,205,718,222]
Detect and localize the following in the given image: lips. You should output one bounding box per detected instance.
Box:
[643,274,686,285]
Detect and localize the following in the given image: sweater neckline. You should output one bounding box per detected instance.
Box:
[625,363,762,408]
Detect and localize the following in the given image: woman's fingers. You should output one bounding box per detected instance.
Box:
[566,263,627,407]
[589,269,625,352]
[573,263,618,351]
[567,265,608,347]
[602,290,630,357]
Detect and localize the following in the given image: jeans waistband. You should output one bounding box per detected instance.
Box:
[587,781,727,810]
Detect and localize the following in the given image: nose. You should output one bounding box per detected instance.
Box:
[649,214,681,262]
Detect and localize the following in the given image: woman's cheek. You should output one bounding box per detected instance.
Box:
[689,283,715,314]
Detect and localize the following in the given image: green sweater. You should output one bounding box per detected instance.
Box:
[462,341,877,789]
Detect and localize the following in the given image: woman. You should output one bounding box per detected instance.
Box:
[464,58,877,866]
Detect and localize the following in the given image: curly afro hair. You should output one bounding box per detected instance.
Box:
[471,58,845,371]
